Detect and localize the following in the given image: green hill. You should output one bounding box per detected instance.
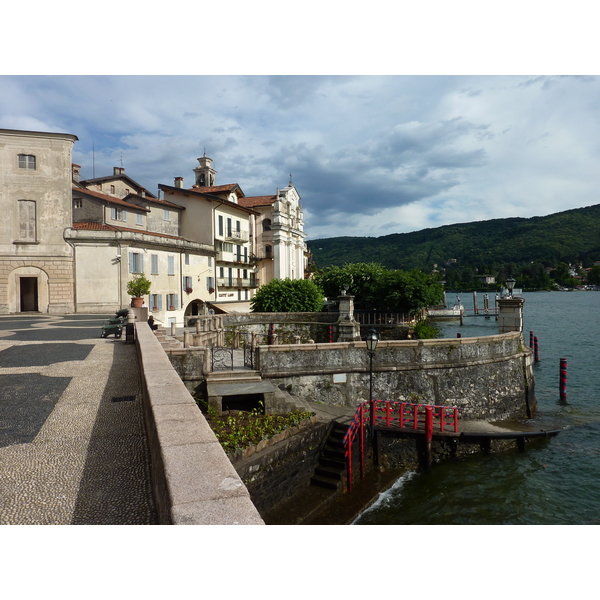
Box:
[307,204,600,271]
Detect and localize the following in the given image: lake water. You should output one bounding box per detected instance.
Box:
[353,291,600,525]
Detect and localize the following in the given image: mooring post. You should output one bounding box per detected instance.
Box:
[534,336,539,362]
[530,330,534,348]
[473,291,478,315]
[560,358,568,404]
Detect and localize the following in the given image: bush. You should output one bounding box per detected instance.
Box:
[251,278,324,312]
[413,319,441,339]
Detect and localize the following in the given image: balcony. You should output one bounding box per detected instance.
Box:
[216,252,253,264]
[225,229,249,243]
[217,277,259,289]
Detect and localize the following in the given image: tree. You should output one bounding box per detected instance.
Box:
[314,262,444,316]
[250,278,324,312]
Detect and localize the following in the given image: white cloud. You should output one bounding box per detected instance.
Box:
[2,74,600,241]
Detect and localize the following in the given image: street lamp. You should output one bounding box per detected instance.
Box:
[365,329,379,440]
[505,277,516,298]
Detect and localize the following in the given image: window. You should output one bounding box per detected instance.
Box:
[208,256,212,267]
[18,200,36,242]
[18,154,36,169]
[136,213,143,225]
[167,293,179,310]
[129,252,144,273]
[244,246,248,263]
[219,267,224,278]
[207,276,215,291]
[111,207,126,222]
[151,254,159,275]
[168,255,175,275]
[265,245,272,257]
[218,215,223,236]
[222,242,233,253]
[74,199,83,209]
[227,218,232,237]
[235,220,241,235]
[110,185,115,194]
[262,218,272,232]
[164,209,170,221]
[183,276,193,292]
[184,253,190,265]
[149,294,162,311]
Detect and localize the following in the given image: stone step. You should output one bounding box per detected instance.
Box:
[310,474,342,491]
[314,465,343,481]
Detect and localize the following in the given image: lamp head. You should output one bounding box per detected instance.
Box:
[366,329,379,352]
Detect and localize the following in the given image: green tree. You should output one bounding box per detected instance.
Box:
[314,263,443,316]
[250,278,324,312]
[586,265,600,285]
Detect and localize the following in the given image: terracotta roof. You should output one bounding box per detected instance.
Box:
[73,187,150,212]
[238,195,277,208]
[190,183,242,195]
[158,184,260,216]
[72,221,118,231]
[71,221,186,241]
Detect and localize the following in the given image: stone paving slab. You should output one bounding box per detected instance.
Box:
[0,315,157,525]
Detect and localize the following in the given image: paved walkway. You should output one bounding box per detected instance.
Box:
[0,314,157,525]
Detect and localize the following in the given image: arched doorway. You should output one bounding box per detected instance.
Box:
[7,266,50,313]
[184,298,207,325]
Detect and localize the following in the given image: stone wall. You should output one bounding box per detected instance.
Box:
[256,331,535,421]
[134,322,264,525]
[232,419,329,515]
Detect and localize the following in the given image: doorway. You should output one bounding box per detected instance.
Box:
[20,277,38,312]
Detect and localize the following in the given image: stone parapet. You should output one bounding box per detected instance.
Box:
[135,322,264,525]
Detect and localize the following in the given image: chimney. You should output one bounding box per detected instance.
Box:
[114,167,125,176]
[139,187,146,198]
[174,177,184,189]
[72,163,81,183]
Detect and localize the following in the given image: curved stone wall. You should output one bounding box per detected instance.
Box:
[256,331,535,421]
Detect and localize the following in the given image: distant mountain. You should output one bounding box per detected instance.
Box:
[307,204,600,270]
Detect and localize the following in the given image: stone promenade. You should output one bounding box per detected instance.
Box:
[0,314,157,524]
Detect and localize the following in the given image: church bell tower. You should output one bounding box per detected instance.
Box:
[194,153,217,187]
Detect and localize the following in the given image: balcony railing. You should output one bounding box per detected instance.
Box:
[217,277,259,289]
[216,252,253,264]
[225,229,249,243]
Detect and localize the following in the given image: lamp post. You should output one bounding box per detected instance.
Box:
[365,329,379,440]
[505,277,516,298]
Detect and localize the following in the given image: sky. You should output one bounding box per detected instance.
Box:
[1,5,599,248]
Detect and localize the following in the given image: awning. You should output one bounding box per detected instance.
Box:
[208,301,252,314]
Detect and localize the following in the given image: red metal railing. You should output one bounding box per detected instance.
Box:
[342,401,459,491]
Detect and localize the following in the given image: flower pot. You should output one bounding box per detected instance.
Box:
[131,297,144,308]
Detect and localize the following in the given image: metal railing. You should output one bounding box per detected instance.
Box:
[343,401,459,491]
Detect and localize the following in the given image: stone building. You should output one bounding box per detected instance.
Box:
[0,128,78,314]
[1,128,308,321]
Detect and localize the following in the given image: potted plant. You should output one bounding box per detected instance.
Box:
[126,274,151,308]
[185,286,193,294]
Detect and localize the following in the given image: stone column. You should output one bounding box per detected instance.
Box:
[497,298,524,333]
[336,294,361,342]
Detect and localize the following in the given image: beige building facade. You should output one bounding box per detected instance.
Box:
[0,128,78,314]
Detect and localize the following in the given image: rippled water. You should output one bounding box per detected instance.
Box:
[354,291,600,525]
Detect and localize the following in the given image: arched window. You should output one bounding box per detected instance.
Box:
[262,218,272,232]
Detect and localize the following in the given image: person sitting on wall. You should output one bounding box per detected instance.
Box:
[148,315,158,331]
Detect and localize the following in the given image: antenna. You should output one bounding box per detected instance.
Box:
[120,152,124,168]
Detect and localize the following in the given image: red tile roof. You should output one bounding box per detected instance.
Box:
[238,195,277,208]
[73,187,150,211]
[71,221,186,241]
[190,183,244,196]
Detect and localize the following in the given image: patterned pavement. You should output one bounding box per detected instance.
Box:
[0,315,157,524]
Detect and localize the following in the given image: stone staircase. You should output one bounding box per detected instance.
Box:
[153,326,183,350]
[309,421,349,491]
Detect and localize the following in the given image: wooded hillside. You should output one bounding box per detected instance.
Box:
[308,204,600,271]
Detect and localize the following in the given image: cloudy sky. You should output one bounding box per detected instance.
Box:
[2,7,598,244]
